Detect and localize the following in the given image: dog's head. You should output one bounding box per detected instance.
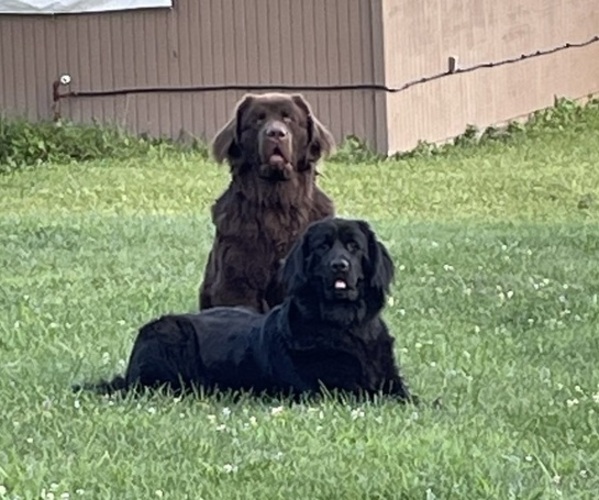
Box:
[211,93,335,181]
[282,218,395,319]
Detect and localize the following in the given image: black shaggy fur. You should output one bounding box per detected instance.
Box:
[76,218,417,403]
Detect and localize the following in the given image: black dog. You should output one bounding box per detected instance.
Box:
[78,218,417,403]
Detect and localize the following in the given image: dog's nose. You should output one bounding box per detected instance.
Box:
[330,258,350,273]
[265,121,289,140]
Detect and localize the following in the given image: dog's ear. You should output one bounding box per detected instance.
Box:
[211,94,255,164]
[291,94,336,162]
[358,220,395,293]
[280,231,310,294]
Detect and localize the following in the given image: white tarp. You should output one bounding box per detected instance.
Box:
[0,0,172,14]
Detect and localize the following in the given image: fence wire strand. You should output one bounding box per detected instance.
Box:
[59,35,599,100]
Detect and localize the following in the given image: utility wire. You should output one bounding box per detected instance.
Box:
[57,35,599,100]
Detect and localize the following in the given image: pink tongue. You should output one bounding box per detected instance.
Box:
[269,153,285,163]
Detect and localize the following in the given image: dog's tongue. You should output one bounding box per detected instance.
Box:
[269,153,285,164]
[334,279,347,290]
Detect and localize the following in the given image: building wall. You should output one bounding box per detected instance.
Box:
[381,0,599,153]
[0,0,383,150]
[1,0,598,155]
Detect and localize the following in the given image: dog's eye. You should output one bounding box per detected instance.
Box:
[317,242,330,252]
[281,111,293,122]
[256,112,266,121]
[346,241,360,253]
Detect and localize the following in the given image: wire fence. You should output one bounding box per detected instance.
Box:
[56,35,599,101]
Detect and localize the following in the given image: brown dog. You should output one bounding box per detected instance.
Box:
[198,93,337,313]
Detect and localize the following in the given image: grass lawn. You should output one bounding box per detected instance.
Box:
[1,110,598,498]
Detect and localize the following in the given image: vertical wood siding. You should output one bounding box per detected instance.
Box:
[0,0,598,154]
[0,0,380,150]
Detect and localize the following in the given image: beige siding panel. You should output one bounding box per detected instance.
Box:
[371,0,388,152]
[382,0,599,86]
[381,0,599,153]
[386,43,599,153]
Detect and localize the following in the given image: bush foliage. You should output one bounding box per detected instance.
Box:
[0,118,207,174]
[1,96,598,173]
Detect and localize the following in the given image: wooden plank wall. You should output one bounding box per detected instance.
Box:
[0,0,381,150]
[1,0,598,154]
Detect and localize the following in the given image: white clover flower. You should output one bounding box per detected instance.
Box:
[270,406,284,417]
[350,408,365,420]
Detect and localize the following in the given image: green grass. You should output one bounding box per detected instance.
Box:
[1,111,599,499]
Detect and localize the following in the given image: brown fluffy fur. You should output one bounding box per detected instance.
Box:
[198,93,337,312]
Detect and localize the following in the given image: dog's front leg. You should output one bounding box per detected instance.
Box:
[381,374,419,405]
[377,347,419,405]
